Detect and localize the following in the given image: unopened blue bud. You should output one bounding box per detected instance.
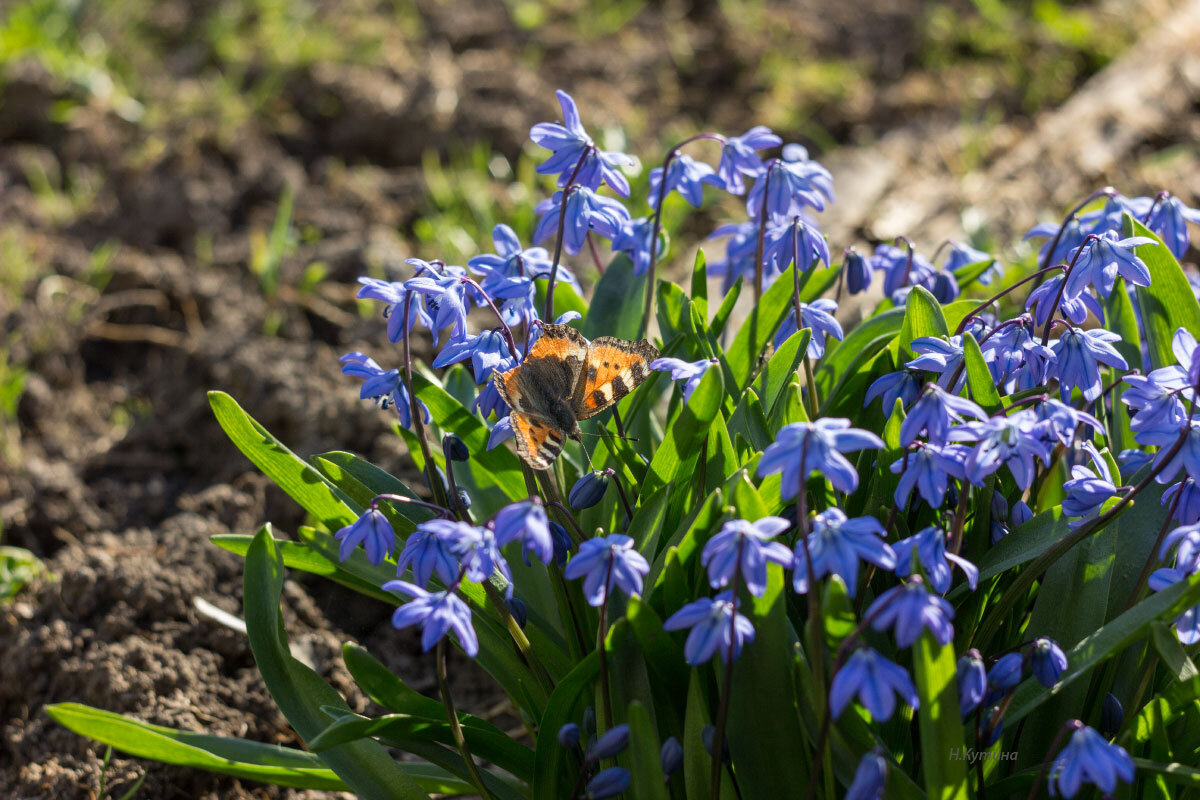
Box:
[557,722,580,749]
[505,596,527,629]
[660,736,683,777]
[1031,637,1067,688]
[844,249,872,295]
[456,488,471,510]
[445,434,470,462]
[1101,693,1124,737]
[550,520,572,566]
[569,471,610,510]
[585,767,631,799]
[701,724,729,762]
[588,724,630,760]
[988,653,1024,691]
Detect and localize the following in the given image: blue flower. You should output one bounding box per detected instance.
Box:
[1137,419,1200,486]
[651,357,718,403]
[944,241,994,276]
[1024,273,1104,330]
[865,369,923,415]
[1063,230,1156,299]
[987,652,1024,691]
[873,245,937,300]
[650,153,723,208]
[491,499,553,566]
[1159,521,1200,572]
[1062,461,1117,528]
[663,590,756,664]
[746,156,835,221]
[957,649,987,716]
[792,508,896,597]
[1147,194,1200,259]
[432,329,516,384]
[473,381,509,419]
[866,577,955,648]
[557,722,580,749]
[899,384,987,446]
[335,508,395,565]
[1149,567,1200,644]
[404,274,472,343]
[584,767,631,800]
[951,410,1053,489]
[487,415,515,450]
[717,126,781,194]
[356,277,433,343]
[1025,216,1086,268]
[774,299,843,355]
[339,352,430,429]
[830,647,918,721]
[1031,397,1103,447]
[758,419,885,496]
[533,187,632,255]
[382,580,478,657]
[564,534,650,606]
[1031,637,1068,687]
[843,247,873,294]
[892,441,970,508]
[846,749,887,800]
[893,526,979,594]
[1153,326,1200,392]
[611,217,661,276]
[468,224,558,282]
[660,737,683,777]
[1047,723,1135,798]
[763,216,832,273]
[702,517,792,597]
[530,90,633,197]
[906,336,967,391]
[1050,326,1128,402]
[1163,479,1200,525]
[395,519,464,587]
[707,221,761,293]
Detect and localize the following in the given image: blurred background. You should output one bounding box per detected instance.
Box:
[0,0,1196,796]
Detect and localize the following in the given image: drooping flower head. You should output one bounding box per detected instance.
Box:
[339,352,430,429]
[649,153,723,208]
[1049,326,1128,402]
[1046,722,1135,798]
[829,647,918,721]
[564,534,650,606]
[774,298,843,356]
[792,508,896,597]
[663,590,756,664]
[382,580,479,657]
[758,419,885,497]
[334,508,395,565]
[651,357,718,403]
[866,577,955,648]
[530,90,633,196]
[533,187,632,255]
[717,126,782,194]
[892,526,979,595]
[702,517,792,597]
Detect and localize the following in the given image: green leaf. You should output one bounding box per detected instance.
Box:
[896,286,949,361]
[208,391,357,531]
[948,509,1069,602]
[46,702,350,791]
[242,527,429,799]
[1006,569,1200,728]
[708,275,743,338]
[1150,621,1199,682]
[537,277,588,324]
[625,701,670,800]
[643,366,724,496]
[961,332,1001,412]
[532,653,599,800]
[821,575,856,648]
[751,328,811,421]
[308,713,533,783]
[1126,213,1200,369]
[1132,759,1200,788]
[912,632,969,799]
[311,455,417,536]
[211,533,395,604]
[691,249,709,320]
[725,264,798,391]
[311,452,432,525]
[583,253,645,341]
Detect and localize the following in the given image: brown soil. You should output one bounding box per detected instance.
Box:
[0,0,1190,797]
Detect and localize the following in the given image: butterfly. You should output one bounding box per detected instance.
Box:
[492,324,659,470]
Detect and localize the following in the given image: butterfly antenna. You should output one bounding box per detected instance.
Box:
[578,431,640,443]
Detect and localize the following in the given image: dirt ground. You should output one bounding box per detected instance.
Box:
[0,0,1194,797]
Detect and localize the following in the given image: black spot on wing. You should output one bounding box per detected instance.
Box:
[611,376,629,397]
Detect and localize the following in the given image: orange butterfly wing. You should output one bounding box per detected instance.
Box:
[572,336,659,420]
[509,412,566,470]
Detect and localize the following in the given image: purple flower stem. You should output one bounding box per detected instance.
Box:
[461,277,520,363]
[1142,190,1170,225]
[1031,187,1116,292]
[370,493,455,519]
[790,217,820,419]
[1024,720,1083,800]
[895,236,915,289]
[586,232,605,275]
[437,638,492,799]
[544,148,594,321]
[751,160,776,304]
[442,437,474,523]
[954,266,1063,335]
[598,557,615,735]
[401,292,450,508]
[709,540,744,800]
[642,133,727,335]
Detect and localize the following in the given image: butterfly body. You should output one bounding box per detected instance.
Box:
[493,324,658,470]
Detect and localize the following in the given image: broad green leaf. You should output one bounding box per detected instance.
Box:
[1151,621,1199,682]
[308,712,533,782]
[211,533,395,604]
[1133,759,1200,788]
[536,277,588,323]
[727,387,773,454]
[46,702,350,791]
[822,576,856,647]
[708,275,743,338]
[1006,570,1200,727]
[209,391,357,531]
[961,332,1001,411]
[313,451,433,526]
[643,367,724,496]
[691,249,709,321]
[682,671,734,800]
[912,632,968,799]
[625,701,670,800]
[751,328,811,422]
[582,253,645,341]
[1129,673,1200,745]
[242,527,429,799]
[948,509,1069,602]
[725,264,798,390]
[896,286,949,361]
[532,653,599,800]
[311,456,416,536]
[816,308,904,396]
[1126,213,1200,369]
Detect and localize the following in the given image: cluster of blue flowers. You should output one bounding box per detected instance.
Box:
[327,88,1200,800]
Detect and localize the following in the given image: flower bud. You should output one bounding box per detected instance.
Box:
[982,707,1004,746]
[550,520,572,566]
[445,434,470,462]
[1031,637,1067,688]
[557,722,580,749]
[569,471,610,510]
[585,767,631,799]
[990,521,1010,544]
[990,490,1009,521]
[987,652,1024,691]
[847,748,887,799]
[701,725,729,762]
[1011,500,1033,527]
[455,488,472,510]
[844,248,872,295]
[588,724,629,760]
[1101,693,1124,738]
[660,736,683,777]
[957,649,987,717]
[505,596,527,629]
